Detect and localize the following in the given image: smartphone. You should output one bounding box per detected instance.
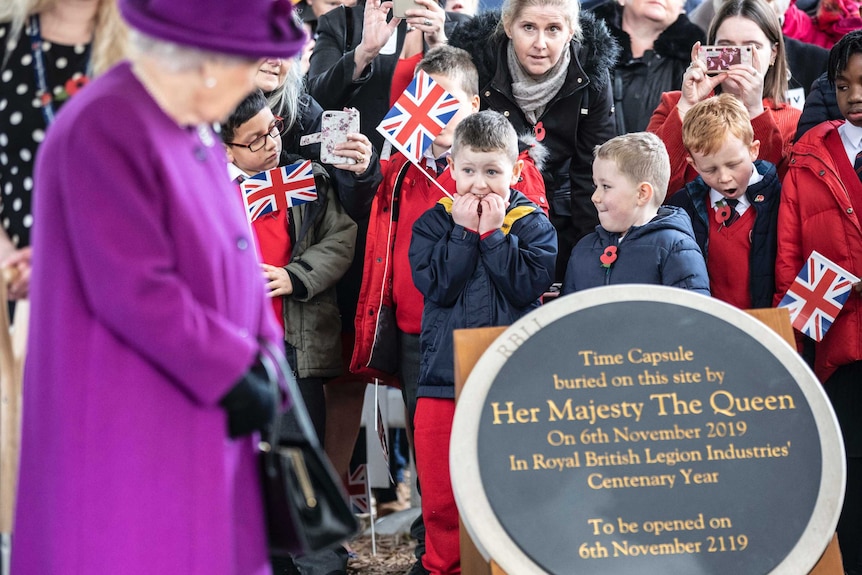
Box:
[320,109,360,165]
[392,0,421,18]
[697,45,754,74]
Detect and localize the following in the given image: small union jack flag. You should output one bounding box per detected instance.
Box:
[376,70,461,162]
[778,250,860,341]
[240,160,317,222]
[346,463,369,514]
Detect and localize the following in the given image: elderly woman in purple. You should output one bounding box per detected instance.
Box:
[12,0,306,573]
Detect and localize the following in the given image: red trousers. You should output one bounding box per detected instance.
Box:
[414,397,460,575]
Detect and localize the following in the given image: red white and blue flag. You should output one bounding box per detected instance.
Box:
[778,250,860,341]
[376,70,461,162]
[347,463,369,514]
[240,160,317,222]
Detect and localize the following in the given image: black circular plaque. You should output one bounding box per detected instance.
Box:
[451,286,845,575]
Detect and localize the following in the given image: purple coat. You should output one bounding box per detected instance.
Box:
[13,62,282,574]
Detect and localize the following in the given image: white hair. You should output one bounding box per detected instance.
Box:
[128,29,252,72]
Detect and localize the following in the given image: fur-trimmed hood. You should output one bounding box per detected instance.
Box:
[448,9,620,93]
[591,1,704,62]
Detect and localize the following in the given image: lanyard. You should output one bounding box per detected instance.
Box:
[27,14,92,126]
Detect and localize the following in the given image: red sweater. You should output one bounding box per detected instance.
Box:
[647,91,801,197]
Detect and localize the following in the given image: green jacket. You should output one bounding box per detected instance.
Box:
[283,160,357,378]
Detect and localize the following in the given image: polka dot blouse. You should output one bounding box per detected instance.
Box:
[0,20,91,248]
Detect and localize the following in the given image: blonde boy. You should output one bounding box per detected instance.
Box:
[562,131,709,294]
[669,94,780,308]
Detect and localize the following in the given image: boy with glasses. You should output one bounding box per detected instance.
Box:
[222,88,357,451]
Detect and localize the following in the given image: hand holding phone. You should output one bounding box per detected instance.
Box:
[392,0,421,18]
[697,45,753,74]
[320,109,360,165]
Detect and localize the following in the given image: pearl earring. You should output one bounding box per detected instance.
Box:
[204,77,217,89]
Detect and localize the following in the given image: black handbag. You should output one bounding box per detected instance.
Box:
[257,341,359,557]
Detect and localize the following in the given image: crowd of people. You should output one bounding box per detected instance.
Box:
[2,0,861,573]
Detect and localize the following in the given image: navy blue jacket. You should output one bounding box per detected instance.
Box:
[667,160,780,308]
[562,205,709,295]
[409,190,557,398]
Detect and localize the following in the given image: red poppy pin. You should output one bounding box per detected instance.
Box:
[534,121,546,142]
[715,202,732,225]
[600,245,618,268]
[754,194,764,203]
[54,74,90,104]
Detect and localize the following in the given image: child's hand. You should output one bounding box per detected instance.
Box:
[451,194,480,231]
[854,281,862,293]
[478,194,506,236]
[261,263,293,297]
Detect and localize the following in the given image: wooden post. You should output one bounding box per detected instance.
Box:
[452,308,843,574]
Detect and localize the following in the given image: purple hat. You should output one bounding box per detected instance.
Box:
[120,0,307,60]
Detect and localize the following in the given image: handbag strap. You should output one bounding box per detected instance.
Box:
[257,340,322,450]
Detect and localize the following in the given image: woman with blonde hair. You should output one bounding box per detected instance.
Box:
[448,0,619,279]
[0,0,127,299]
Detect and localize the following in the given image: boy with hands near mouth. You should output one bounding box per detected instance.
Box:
[407,110,556,575]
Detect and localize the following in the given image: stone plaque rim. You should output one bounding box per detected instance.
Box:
[450,285,845,575]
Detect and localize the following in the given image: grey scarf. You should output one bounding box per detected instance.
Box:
[507,40,571,125]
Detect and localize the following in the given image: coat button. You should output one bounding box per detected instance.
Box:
[503,111,510,117]
[848,207,854,214]
[484,90,491,97]
[819,170,825,176]
[577,77,582,83]
[237,237,249,250]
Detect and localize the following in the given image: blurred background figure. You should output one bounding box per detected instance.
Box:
[590,0,705,134]
[0,0,127,300]
[11,0,306,572]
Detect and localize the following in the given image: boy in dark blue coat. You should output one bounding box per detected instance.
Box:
[408,110,557,574]
[668,94,780,309]
[562,132,709,295]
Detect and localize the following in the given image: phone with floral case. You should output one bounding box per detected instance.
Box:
[320,109,360,165]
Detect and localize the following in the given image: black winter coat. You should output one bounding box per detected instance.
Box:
[448,11,619,279]
[590,1,704,134]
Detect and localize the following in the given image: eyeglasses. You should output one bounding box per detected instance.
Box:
[226,117,286,152]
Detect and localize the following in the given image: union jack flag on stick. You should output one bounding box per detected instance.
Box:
[346,463,370,514]
[376,70,461,163]
[778,250,860,341]
[240,160,317,222]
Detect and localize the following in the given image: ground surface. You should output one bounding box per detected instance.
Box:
[346,534,417,575]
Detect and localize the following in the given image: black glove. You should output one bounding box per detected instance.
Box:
[219,357,277,438]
